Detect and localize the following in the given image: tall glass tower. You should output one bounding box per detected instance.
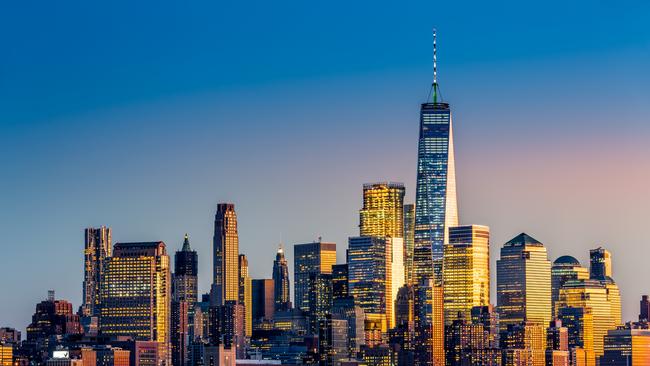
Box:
[413,31,458,284]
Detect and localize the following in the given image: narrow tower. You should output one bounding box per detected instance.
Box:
[272,246,291,312]
[413,29,458,285]
[212,203,240,306]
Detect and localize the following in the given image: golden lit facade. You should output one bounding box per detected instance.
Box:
[82,226,112,317]
[213,203,239,305]
[551,256,589,317]
[558,306,595,366]
[359,182,405,238]
[605,281,622,327]
[0,344,12,366]
[403,203,415,285]
[496,233,551,329]
[415,279,444,366]
[100,241,170,364]
[601,328,650,366]
[443,225,490,324]
[238,254,252,337]
[293,241,336,312]
[557,279,615,360]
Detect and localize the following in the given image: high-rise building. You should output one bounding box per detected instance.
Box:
[238,254,252,337]
[551,256,589,317]
[413,32,458,284]
[444,313,501,366]
[600,328,650,366]
[589,248,612,281]
[546,320,570,366]
[308,273,333,335]
[272,246,291,312]
[500,321,547,366]
[496,233,552,329]
[173,234,198,303]
[100,241,171,364]
[251,279,274,327]
[557,306,595,366]
[556,279,617,360]
[414,279,444,366]
[332,264,349,301]
[27,293,83,340]
[403,203,415,286]
[347,236,403,332]
[293,240,336,312]
[0,345,12,366]
[359,182,405,238]
[171,234,197,366]
[81,226,112,317]
[213,203,239,306]
[640,295,650,322]
[443,225,490,323]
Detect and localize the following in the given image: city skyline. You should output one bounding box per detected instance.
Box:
[2,1,650,341]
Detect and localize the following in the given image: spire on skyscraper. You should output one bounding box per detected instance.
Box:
[182,233,191,251]
[431,28,443,104]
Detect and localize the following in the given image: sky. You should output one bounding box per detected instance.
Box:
[1,1,650,331]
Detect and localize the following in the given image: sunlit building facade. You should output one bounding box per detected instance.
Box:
[293,241,336,312]
[0,344,12,366]
[557,306,595,366]
[496,233,551,329]
[414,279,444,366]
[403,203,415,286]
[443,225,490,323]
[359,182,405,238]
[600,328,650,366]
[100,241,170,364]
[551,256,589,317]
[238,254,252,337]
[213,203,239,306]
[82,226,112,317]
[589,248,612,280]
[413,100,458,284]
[556,279,617,360]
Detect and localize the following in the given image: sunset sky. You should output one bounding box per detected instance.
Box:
[1,1,650,330]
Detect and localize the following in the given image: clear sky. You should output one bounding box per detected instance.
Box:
[1,1,650,331]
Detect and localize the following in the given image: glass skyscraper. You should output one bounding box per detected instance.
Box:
[413,96,458,284]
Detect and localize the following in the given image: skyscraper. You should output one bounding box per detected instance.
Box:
[251,279,274,327]
[293,240,336,312]
[414,279,444,366]
[171,234,197,366]
[496,233,552,329]
[413,31,458,284]
[443,225,490,324]
[173,234,198,303]
[100,242,171,364]
[359,182,405,238]
[272,246,291,312]
[213,203,239,306]
[600,328,650,366]
[238,254,252,337]
[557,306,595,366]
[332,264,349,301]
[403,203,415,286]
[589,247,612,280]
[640,295,650,322]
[551,256,589,317]
[81,226,112,317]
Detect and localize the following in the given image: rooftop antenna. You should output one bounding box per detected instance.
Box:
[432,28,441,104]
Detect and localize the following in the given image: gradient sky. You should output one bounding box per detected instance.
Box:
[2,1,650,331]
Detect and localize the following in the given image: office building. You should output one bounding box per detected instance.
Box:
[600,328,650,366]
[81,226,112,317]
[359,182,405,238]
[589,248,612,281]
[546,320,570,366]
[307,273,333,335]
[496,233,552,329]
[239,254,252,337]
[272,246,291,312]
[251,279,275,327]
[173,234,198,303]
[551,256,589,317]
[414,279,444,366]
[100,241,171,364]
[0,344,12,366]
[332,264,349,301]
[213,203,239,306]
[443,225,490,323]
[293,240,336,312]
[500,321,546,366]
[557,306,595,366]
[403,203,415,286]
[640,295,650,322]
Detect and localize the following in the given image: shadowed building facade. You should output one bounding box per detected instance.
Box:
[213,203,239,306]
[293,241,336,312]
[272,247,291,312]
[81,226,112,317]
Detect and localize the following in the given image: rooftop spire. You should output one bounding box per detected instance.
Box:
[182,233,191,251]
[432,28,441,104]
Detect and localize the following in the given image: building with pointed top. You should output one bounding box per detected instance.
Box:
[272,246,291,312]
[413,31,458,284]
[496,233,552,329]
[172,234,197,366]
[213,203,239,306]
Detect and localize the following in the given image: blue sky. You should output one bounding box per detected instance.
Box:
[1,1,650,330]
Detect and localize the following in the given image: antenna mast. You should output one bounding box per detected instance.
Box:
[432,28,439,104]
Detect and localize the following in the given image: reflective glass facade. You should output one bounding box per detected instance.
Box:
[403,203,415,285]
[213,203,239,306]
[293,241,336,312]
[414,102,458,284]
[443,225,490,324]
[82,226,112,317]
[359,182,405,238]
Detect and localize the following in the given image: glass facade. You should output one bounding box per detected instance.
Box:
[601,328,650,366]
[82,226,112,317]
[414,102,458,284]
[213,203,239,306]
[272,247,291,312]
[496,233,551,330]
[443,225,490,324]
[293,241,336,312]
[551,256,589,317]
[359,182,405,238]
[403,203,415,286]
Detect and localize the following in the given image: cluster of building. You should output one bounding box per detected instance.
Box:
[2,36,649,366]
